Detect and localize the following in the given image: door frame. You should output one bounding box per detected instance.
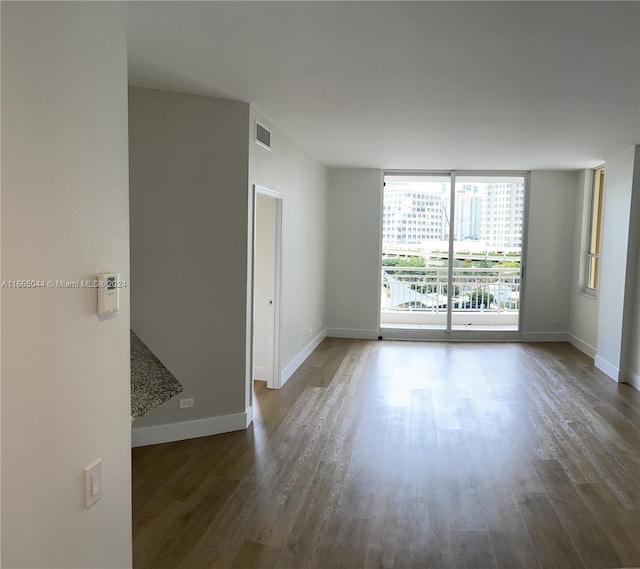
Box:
[252,185,283,389]
[379,170,529,341]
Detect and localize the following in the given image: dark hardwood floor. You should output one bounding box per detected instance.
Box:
[132,339,640,569]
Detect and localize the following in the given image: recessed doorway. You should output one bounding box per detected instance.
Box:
[252,186,283,389]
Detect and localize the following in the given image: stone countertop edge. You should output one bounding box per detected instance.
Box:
[131,330,184,420]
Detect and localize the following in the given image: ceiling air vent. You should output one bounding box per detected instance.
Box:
[255,121,271,151]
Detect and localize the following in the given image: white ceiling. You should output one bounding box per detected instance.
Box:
[127,1,640,170]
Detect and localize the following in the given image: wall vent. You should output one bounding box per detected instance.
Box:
[255,121,271,150]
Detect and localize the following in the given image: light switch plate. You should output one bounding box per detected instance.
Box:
[84,459,102,509]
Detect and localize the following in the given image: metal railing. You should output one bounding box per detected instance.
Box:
[382,266,520,313]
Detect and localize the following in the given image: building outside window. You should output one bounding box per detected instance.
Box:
[586,167,605,293]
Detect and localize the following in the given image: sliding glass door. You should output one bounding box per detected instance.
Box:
[380,172,526,335]
[381,174,451,330]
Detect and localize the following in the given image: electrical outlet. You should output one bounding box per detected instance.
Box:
[179,398,194,408]
[309,329,313,337]
[552,320,560,327]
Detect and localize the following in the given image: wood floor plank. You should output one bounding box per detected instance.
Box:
[516,492,586,569]
[532,459,622,569]
[575,482,640,567]
[230,540,281,569]
[448,530,497,569]
[132,339,640,569]
[135,477,240,569]
[472,459,541,569]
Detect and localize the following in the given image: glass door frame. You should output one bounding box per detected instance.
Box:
[378,169,530,341]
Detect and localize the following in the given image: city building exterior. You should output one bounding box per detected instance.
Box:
[382,183,447,244]
[480,182,525,249]
[383,181,525,250]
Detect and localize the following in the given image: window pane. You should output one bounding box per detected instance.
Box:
[587,255,599,290]
[381,175,451,331]
[586,168,604,291]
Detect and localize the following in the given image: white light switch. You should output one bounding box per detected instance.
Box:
[85,459,102,509]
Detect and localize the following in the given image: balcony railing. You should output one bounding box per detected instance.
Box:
[381,266,520,313]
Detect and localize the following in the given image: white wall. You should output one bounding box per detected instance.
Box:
[249,108,329,385]
[522,171,578,341]
[1,3,131,567]
[0,4,4,562]
[326,169,383,339]
[629,237,640,389]
[595,145,640,382]
[129,88,251,443]
[568,170,599,357]
[325,169,578,342]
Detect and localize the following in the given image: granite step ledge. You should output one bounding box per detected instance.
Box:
[131,330,183,420]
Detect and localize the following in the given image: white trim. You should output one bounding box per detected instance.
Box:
[131,410,250,447]
[384,169,529,178]
[568,334,596,359]
[447,172,456,332]
[255,184,283,201]
[521,332,569,342]
[627,372,640,391]
[577,290,597,301]
[519,171,530,334]
[381,328,521,342]
[375,172,384,336]
[327,328,380,340]
[594,354,620,382]
[253,365,271,382]
[280,329,326,386]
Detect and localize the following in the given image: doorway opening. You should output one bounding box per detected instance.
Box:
[252,186,283,389]
[380,172,527,336]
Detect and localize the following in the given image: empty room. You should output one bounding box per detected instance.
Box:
[2,2,640,568]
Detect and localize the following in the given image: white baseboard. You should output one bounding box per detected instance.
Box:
[280,328,327,387]
[253,365,270,382]
[568,334,596,358]
[326,328,379,340]
[627,371,640,391]
[132,409,251,447]
[521,332,569,342]
[594,355,621,382]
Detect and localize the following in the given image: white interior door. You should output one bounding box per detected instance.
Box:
[253,187,283,388]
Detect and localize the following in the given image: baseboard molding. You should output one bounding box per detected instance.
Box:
[326,328,379,340]
[132,409,251,447]
[280,328,327,387]
[521,332,569,343]
[627,372,640,391]
[568,334,596,358]
[253,365,270,382]
[594,355,621,382]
